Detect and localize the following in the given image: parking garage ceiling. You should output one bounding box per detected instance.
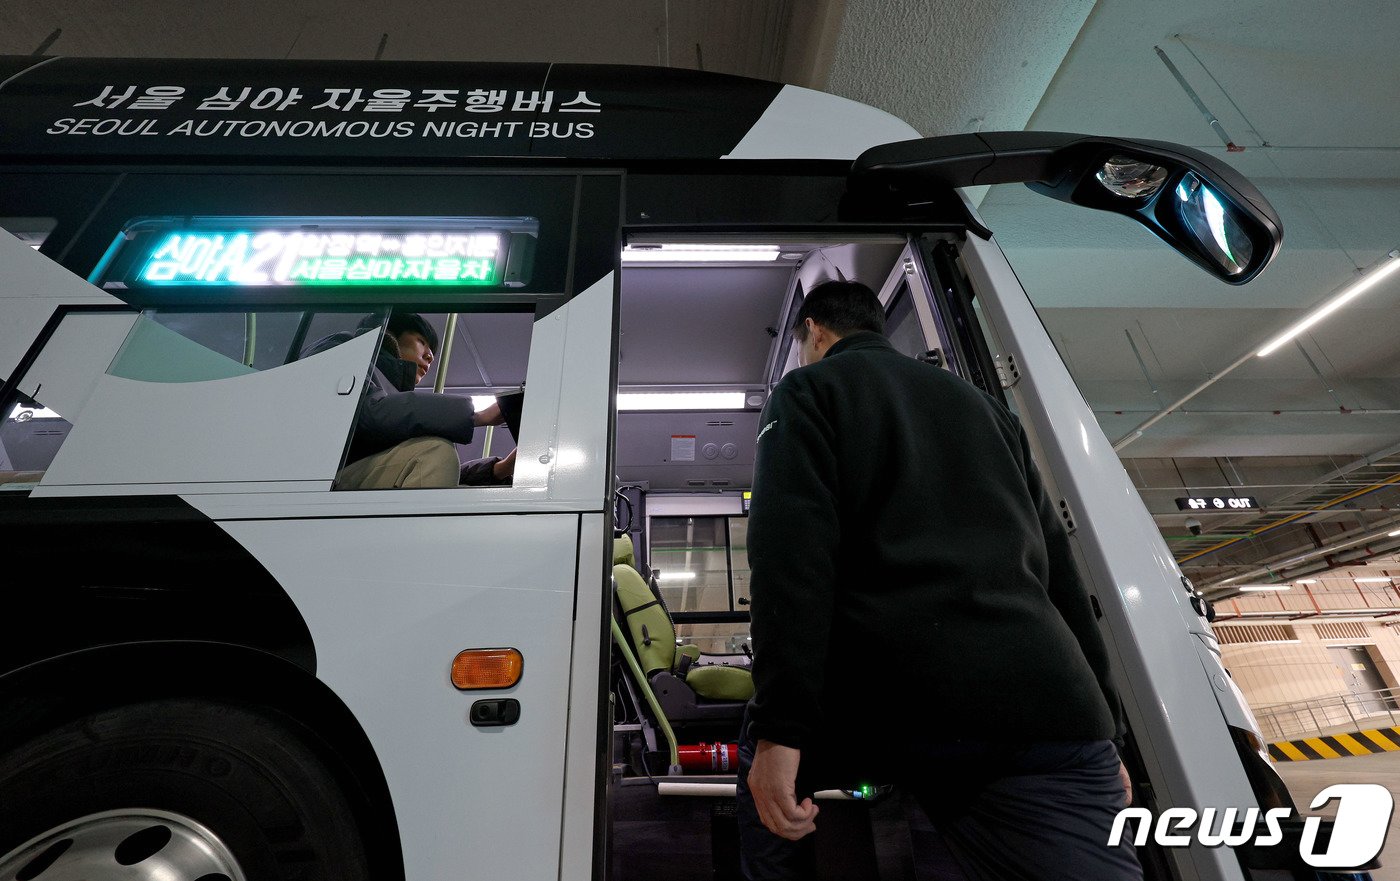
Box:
[4,0,1399,593]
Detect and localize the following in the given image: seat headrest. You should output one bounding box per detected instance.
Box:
[613,534,636,567]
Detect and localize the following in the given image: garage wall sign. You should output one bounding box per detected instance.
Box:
[1174,496,1259,511]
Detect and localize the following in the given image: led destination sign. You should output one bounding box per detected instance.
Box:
[139,229,504,287]
[1175,496,1260,511]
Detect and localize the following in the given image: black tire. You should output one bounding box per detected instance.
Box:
[0,698,371,880]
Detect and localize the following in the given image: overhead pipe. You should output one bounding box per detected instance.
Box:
[1178,471,1400,565]
[1213,607,1400,622]
[1153,45,1243,152]
[1101,408,1400,417]
[1201,521,1400,594]
[1112,346,1260,451]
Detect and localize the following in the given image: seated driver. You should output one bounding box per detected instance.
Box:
[307,312,516,489]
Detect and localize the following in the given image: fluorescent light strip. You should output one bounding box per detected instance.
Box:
[1237,584,1291,591]
[622,244,780,263]
[1257,251,1400,357]
[1294,579,1318,584]
[1354,577,1394,583]
[1390,529,1400,537]
[657,571,697,581]
[617,392,747,411]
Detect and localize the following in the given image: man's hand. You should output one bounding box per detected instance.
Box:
[491,449,517,481]
[1118,760,1133,807]
[473,402,504,427]
[747,740,818,841]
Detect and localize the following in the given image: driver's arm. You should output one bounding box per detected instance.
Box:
[473,402,505,427]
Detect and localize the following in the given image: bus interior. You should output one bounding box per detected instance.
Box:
[605,233,989,880]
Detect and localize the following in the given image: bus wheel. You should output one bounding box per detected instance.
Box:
[0,698,371,881]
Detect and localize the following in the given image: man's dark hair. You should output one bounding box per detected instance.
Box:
[360,311,440,354]
[792,280,885,341]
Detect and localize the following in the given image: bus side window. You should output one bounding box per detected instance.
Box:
[108,311,373,382]
[650,514,751,654]
[333,310,535,490]
[884,282,928,360]
[1,310,137,489]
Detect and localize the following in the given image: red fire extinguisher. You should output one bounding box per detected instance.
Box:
[678,742,740,774]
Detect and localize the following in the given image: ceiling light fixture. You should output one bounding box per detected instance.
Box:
[656,571,697,581]
[1237,584,1291,591]
[1355,577,1394,583]
[1389,529,1400,537]
[1294,579,1318,584]
[622,244,781,263]
[1257,249,1400,357]
[617,391,748,411]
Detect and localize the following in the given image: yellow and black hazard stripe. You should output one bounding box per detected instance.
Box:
[1269,727,1400,761]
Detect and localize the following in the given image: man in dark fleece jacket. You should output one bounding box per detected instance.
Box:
[305,312,514,488]
[737,281,1140,880]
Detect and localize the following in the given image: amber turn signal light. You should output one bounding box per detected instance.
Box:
[451,648,523,690]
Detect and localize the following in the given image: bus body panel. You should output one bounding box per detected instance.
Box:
[217,511,581,881]
[34,328,374,491]
[722,84,919,160]
[961,232,1253,880]
[517,272,617,506]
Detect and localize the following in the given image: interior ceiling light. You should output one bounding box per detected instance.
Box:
[656,571,697,581]
[1257,248,1400,357]
[1237,584,1291,591]
[622,244,781,263]
[617,391,748,411]
[1294,579,1318,584]
[1389,529,1400,537]
[1354,577,1394,583]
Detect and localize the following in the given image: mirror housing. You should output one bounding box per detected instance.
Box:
[850,132,1282,285]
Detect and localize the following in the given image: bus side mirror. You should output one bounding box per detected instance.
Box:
[1022,135,1282,285]
[850,132,1283,285]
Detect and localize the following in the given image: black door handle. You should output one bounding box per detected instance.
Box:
[470,699,521,727]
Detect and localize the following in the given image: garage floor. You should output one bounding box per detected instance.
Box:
[1276,752,1400,881]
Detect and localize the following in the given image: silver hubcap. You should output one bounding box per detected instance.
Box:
[0,809,246,881]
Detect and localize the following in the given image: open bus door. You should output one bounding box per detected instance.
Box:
[605,133,1297,880]
[840,133,1375,880]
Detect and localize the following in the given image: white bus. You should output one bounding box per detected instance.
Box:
[0,55,1354,881]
